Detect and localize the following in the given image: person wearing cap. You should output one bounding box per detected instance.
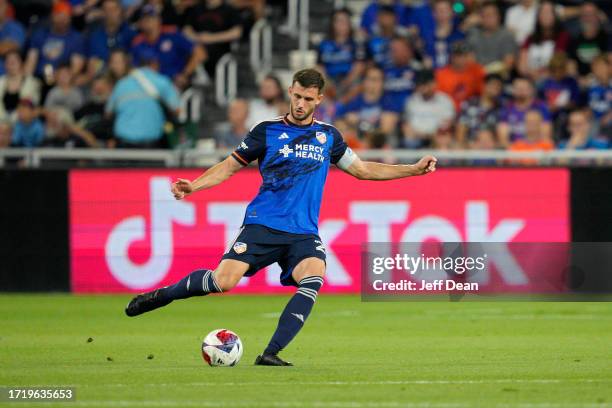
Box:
[435,40,485,110]
[401,68,455,148]
[105,49,180,148]
[0,0,26,76]
[130,4,206,88]
[12,98,45,148]
[24,1,85,81]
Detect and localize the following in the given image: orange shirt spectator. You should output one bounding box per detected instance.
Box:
[508,109,554,165]
[435,42,485,111]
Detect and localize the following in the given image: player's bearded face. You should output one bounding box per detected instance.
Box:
[289,84,322,121]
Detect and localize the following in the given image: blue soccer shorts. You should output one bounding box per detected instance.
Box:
[221,224,326,287]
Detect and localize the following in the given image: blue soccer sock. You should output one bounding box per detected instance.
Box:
[264,276,324,356]
[161,269,222,300]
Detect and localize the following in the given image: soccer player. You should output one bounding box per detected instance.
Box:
[125,69,437,366]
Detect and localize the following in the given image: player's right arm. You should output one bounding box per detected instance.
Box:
[171,122,267,200]
[171,156,243,200]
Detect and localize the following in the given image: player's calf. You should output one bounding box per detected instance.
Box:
[259,273,324,361]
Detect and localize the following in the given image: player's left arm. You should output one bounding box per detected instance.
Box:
[339,151,437,180]
[330,129,436,180]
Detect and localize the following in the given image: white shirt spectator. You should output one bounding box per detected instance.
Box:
[246,99,282,129]
[404,92,455,135]
[505,1,538,45]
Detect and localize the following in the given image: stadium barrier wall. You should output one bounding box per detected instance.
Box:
[4,167,612,293]
[68,169,569,294]
[0,170,69,291]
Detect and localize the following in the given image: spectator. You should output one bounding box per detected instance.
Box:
[75,75,115,146]
[0,51,41,121]
[44,63,84,113]
[383,36,420,114]
[431,125,455,150]
[25,1,86,83]
[505,0,538,46]
[567,2,611,78]
[559,109,608,149]
[0,0,25,76]
[585,55,611,128]
[508,110,554,160]
[336,66,394,136]
[317,8,365,91]
[401,69,455,148]
[365,5,407,69]
[134,0,184,27]
[131,4,206,88]
[498,77,552,146]
[215,98,249,149]
[0,118,10,147]
[183,0,242,78]
[43,108,98,148]
[518,1,570,81]
[539,52,580,133]
[246,74,285,128]
[86,0,136,78]
[470,128,498,150]
[435,41,485,111]
[456,73,504,146]
[108,49,131,82]
[12,98,45,147]
[466,1,517,74]
[229,0,265,38]
[360,0,408,37]
[422,0,464,69]
[106,53,180,148]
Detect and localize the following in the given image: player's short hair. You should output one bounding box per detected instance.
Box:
[292,69,325,93]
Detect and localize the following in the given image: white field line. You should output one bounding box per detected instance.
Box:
[3,401,612,408]
[9,378,609,388]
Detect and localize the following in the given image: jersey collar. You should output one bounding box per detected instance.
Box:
[282,113,315,128]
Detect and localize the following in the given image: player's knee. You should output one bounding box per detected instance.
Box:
[212,271,238,292]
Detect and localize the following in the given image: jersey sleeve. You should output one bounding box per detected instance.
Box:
[330,126,349,165]
[231,122,267,166]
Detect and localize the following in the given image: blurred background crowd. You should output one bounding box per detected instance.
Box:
[0,0,609,153]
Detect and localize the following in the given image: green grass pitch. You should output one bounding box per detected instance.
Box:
[1,294,612,407]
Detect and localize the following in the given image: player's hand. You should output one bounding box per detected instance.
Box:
[171,178,193,200]
[415,155,437,175]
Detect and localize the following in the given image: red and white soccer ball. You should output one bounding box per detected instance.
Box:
[201,329,243,367]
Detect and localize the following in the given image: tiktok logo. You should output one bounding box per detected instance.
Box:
[105,177,195,289]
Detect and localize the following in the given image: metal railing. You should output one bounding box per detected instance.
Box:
[3,148,612,169]
[280,0,310,52]
[250,19,273,76]
[179,87,203,123]
[215,53,238,107]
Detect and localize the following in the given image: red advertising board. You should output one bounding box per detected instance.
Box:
[69,168,569,293]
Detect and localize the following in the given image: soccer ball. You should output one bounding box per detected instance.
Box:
[201,329,243,367]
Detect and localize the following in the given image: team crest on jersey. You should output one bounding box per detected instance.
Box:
[315,132,327,144]
[233,242,247,254]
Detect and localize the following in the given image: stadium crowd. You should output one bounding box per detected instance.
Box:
[0,0,609,152]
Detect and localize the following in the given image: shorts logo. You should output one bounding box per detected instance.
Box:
[316,132,327,144]
[314,240,325,253]
[233,242,247,254]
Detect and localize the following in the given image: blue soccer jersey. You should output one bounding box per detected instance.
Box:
[231,115,350,235]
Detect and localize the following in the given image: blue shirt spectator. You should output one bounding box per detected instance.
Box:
[559,109,609,149]
[540,76,580,113]
[586,81,611,121]
[360,1,408,35]
[403,1,435,45]
[106,66,180,144]
[12,99,44,147]
[382,37,419,113]
[318,39,364,83]
[88,0,136,64]
[131,29,194,79]
[0,6,26,76]
[28,28,86,77]
[423,0,464,68]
